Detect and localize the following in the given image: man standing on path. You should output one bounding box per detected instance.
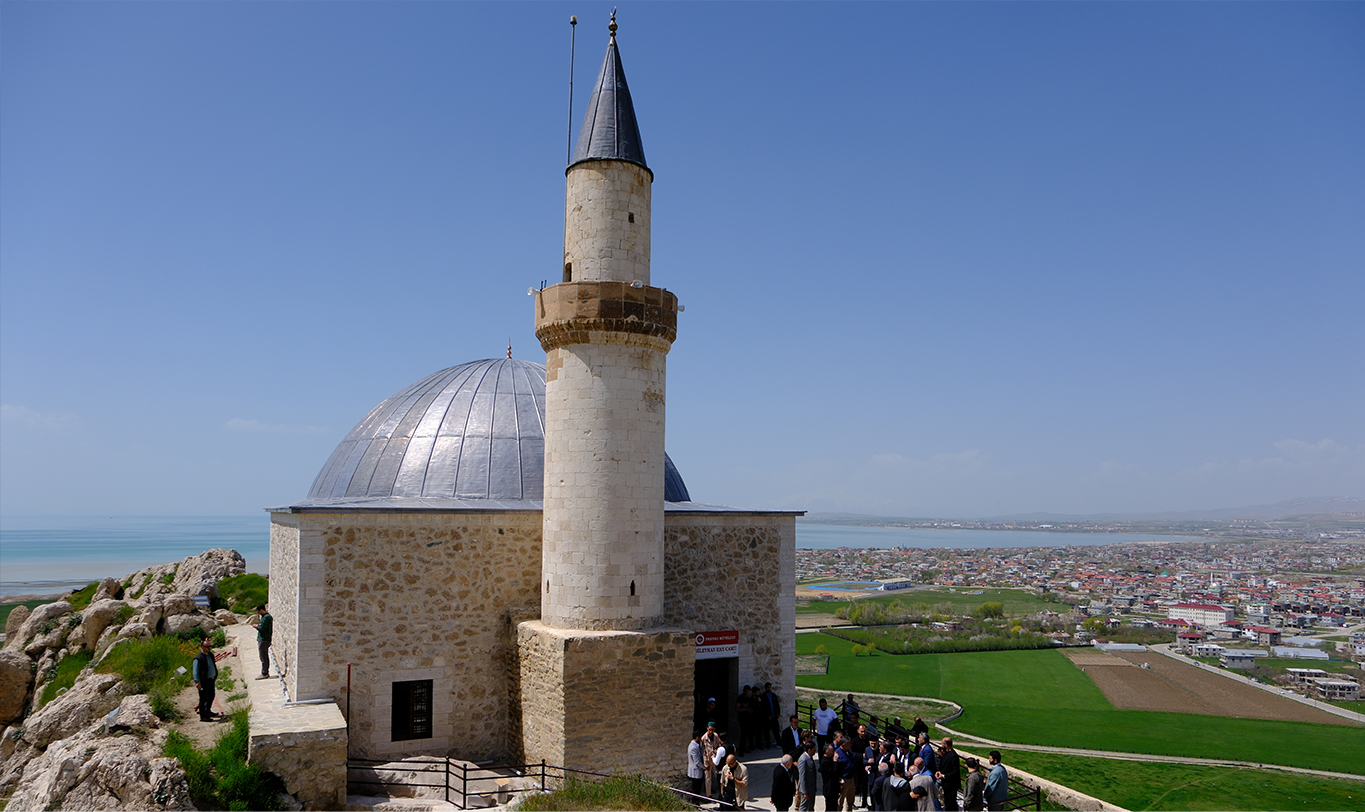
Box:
[688,731,706,797]
[721,753,749,811]
[702,722,723,798]
[192,638,219,722]
[796,740,818,812]
[781,714,803,756]
[771,754,797,812]
[984,751,1008,812]
[836,737,859,811]
[813,698,838,755]
[937,737,961,811]
[255,604,273,679]
[761,682,782,748]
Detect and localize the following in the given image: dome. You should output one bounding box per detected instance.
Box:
[308,358,691,503]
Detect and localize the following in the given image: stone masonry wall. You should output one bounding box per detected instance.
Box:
[249,704,348,810]
[564,160,652,285]
[663,514,797,703]
[517,621,693,779]
[310,511,542,760]
[269,515,301,697]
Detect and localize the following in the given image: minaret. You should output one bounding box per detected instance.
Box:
[518,15,691,778]
[536,12,677,631]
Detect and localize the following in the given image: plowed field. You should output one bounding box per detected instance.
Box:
[1062,649,1354,725]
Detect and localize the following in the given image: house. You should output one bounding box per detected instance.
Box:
[1285,667,1329,684]
[1311,679,1361,701]
[1220,650,1269,670]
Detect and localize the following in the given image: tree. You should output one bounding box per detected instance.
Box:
[976,601,1005,619]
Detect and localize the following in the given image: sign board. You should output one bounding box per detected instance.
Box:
[193,595,211,608]
[695,630,738,660]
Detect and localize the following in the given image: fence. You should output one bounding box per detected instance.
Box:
[346,757,712,810]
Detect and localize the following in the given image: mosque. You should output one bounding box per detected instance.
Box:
[267,19,798,780]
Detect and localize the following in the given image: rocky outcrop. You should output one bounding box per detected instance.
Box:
[4,601,73,653]
[91,578,123,603]
[161,595,197,618]
[4,606,31,638]
[163,614,217,637]
[0,651,32,726]
[21,672,121,750]
[79,599,129,651]
[5,723,191,811]
[124,548,245,603]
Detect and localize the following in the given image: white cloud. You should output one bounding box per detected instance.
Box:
[0,404,81,431]
[224,418,326,435]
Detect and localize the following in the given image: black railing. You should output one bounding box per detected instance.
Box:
[346,757,711,810]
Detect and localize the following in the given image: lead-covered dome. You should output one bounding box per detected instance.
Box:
[308,358,690,503]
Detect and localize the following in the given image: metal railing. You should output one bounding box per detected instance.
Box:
[346,756,712,810]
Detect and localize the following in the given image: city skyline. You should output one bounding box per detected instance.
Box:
[2,3,1362,517]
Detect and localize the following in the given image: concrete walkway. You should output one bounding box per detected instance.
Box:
[1148,643,1365,724]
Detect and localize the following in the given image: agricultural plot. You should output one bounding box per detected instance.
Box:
[1061,649,1351,725]
[800,587,1054,617]
[795,633,1365,777]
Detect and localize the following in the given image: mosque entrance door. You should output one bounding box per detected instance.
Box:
[694,630,739,739]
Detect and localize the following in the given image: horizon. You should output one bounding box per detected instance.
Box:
[3,3,1362,518]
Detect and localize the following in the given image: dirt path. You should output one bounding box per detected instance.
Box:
[171,631,253,750]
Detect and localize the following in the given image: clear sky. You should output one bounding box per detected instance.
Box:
[2,2,1362,519]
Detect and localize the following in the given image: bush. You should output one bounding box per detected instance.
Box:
[976,602,1005,619]
[215,574,268,614]
[114,605,137,624]
[210,627,227,648]
[520,775,689,811]
[165,711,286,811]
[97,634,197,694]
[852,644,866,656]
[815,644,829,656]
[39,651,93,708]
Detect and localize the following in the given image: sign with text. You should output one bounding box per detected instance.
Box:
[695,630,739,660]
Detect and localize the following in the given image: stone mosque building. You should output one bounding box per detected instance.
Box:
[268,21,798,779]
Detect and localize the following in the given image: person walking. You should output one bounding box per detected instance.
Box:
[937,737,961,811]
[254,604,273,679]
[797,740,818,812]
[687,730,706,797]
[962,758,985,812]
[771,754,797,812]
[984,751,1008,812]
[191,638,219,722]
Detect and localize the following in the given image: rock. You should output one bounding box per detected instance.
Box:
[92,577,123,603]
[135,600,165,633]
[25,624,68,656]
[80,599,129,650]
[3,606,30,638]
[161,594,198,618]
[172,548,246,599]
[0,651,33,726]
[5,601,73,652]
[6,721,190,811]
[116,622,152,642]
[213,609,239,626]
[163,614,216,636]
[110,694,159,732]
[21,672,120,749]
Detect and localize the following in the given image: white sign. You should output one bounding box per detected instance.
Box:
[696,630,738,660]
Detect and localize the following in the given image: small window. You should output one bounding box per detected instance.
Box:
[392,679,433,742]
[563,263,573,283]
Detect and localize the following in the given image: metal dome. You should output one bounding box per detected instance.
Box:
[308,358,691,503]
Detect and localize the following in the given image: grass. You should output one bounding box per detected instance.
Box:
[214,573,268,614]
[66,581,103,610]
[163,708,286,810]
[1328,700,1365,713]
[795,632,1365,776]
[518,775,689,811]
[97,635,197,721]
[800,587,1055,618]
[38,651,93,708]
[996,749,1365,811]
[0,599,50,628]
[1256,658,1360,675]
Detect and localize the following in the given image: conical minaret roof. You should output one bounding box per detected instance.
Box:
[569,22,648,174]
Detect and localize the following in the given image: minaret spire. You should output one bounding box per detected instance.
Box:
[569,10,648,173]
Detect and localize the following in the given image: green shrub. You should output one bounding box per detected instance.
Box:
[216,574,268,614]
[520,775,689,811]
[114,605,137,624]
[165,711,286,811]
[97,635,197,694]
[209,627,227,648]
[815,644,829,656]
[149,690,182,722]
[976,601,1006,619]
[160,565,179,586]
[38,651,93,708]
[852,644,866,656]
[68,582,100,610]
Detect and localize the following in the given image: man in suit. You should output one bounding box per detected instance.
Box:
[780,714,803,756]
[937,737,962,811]
[761,682,782,748]
[771,754,797,812]
[796,740,818,812]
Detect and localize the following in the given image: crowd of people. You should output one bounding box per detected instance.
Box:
[686,693,1013,812]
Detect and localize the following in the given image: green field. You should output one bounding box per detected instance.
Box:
[996,750,1365,811]
[795,633,1365,776]
[800,587,1055,617]
[0,599,50,628]
[1257,657,1360,675]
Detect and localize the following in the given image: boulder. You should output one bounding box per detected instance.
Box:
[116,622,152,642]
[171,548,246,598]
[161,594,197,618]
[21,672,120,749]
[0,651,33,726]
[163,613,216,636]
[3,606,30,637]
[80,599,129,650]
[5,601,72,652]
[92,577,123,603]
[213,609,239,626]
[6,721,189,811]
[25,624,69,657]
[135,600,165,632]
[109,694,159,732]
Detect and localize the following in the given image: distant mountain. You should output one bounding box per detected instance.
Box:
[800,497,1365,526]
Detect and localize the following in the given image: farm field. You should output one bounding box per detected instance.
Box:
[994,749,1365,811]
[799,586,1055,617]
[1063,649,1350,724]
[795,633,1365,776]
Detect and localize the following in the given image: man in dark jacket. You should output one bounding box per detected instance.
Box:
[797,740,818,811]
[761,682,782,748]
[191,638,219,721]
[771,754,797,812]
[255,604,273,679]
[780,715,804,756]
[937,737,962,811]
[880,761,913,812]
[962,757,985,811]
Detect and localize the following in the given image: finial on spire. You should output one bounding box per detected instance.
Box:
[507,341,513,359]
[609,8,617,39]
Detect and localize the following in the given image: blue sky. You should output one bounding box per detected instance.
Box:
[2,2,1362,518]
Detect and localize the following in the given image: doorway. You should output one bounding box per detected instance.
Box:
[693,656,738,737]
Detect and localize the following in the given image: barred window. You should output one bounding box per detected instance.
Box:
[392,680,433,742]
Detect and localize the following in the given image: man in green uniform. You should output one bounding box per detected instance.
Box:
[255,603,273,679]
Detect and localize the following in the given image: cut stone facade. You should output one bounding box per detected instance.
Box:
[563,161,652,285]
